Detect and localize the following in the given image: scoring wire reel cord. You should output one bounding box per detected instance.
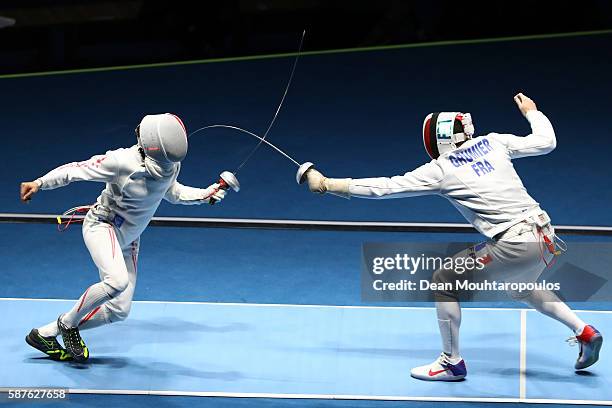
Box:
[57,205,93,232]
[189,30,315,190]
[537,217,567,267]
[187,27,337,186]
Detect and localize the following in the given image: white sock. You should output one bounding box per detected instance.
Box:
[522,290,586,333]
[446,355,463,365]
[37,302,113,337]
[61,282,114,328]
[436,300,462,358]
[37,320,60,338]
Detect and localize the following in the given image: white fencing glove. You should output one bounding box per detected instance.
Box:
[305,168,350,199]
[206,183,227,204]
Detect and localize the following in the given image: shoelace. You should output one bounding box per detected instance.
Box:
[566,336,579,347]
[65,327,83,349]
[437,353,453,366]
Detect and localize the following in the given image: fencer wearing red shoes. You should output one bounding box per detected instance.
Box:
[300,93,602,380]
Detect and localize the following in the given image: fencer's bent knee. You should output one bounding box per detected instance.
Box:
[102,273,129,297]
[432,269,459,301]
[432,269,444,285]
[105,298,132,322]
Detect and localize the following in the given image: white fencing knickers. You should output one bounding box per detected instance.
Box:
[433,209,559,300]
[433,211,584,358]
[60,212,139,329]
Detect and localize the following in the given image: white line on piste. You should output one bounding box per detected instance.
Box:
[0,298,559,311]
[4,386,612,404]
[519,309,528,400]
[0,298,611,314]
[0,389,595,405]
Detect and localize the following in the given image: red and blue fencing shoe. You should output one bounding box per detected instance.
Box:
[411,353,467,381]
[568,325,603,370]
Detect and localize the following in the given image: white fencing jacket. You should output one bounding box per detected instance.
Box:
[38,145,217,245]
[349,111,556,238]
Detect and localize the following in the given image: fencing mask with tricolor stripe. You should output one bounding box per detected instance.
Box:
[422,112,474,159]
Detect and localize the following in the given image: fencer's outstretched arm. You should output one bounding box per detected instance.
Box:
[305,161,443,200]
[21,153,118,202]
[490,93,556,158]
[349,162,443,199]
[301,92,552,201]
[38,153,118,189]
[164,181,226,205]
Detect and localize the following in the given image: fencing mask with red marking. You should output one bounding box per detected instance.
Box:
[422,112,474,159]
[137,113,188,163]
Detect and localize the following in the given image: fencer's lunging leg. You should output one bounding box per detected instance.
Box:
[521,290,586,333]
[35,221,128,361]
[60,222,128,328]
[411,297,466,381]
[37,230,136,337]
[431,256,467,359]
[521,289,602,369]
[436,299,462,358]
[79,240,139,330]
[410,266,467,382]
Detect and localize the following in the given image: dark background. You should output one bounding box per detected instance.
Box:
[1,0,611,227]
[1,0,612,75]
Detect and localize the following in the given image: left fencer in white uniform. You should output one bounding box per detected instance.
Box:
[21,113,227,363]
[300,93,602,380]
